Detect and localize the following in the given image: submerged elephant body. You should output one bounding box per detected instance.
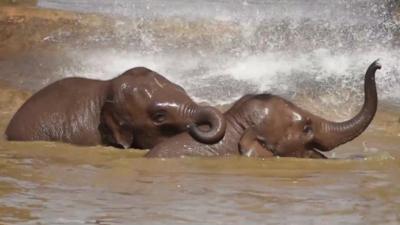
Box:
[6,77,109,146]
[6,67,226,148]
[147,60,381,158]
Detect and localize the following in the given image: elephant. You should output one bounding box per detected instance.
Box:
[5,67,226,149]
[146,60,381,158]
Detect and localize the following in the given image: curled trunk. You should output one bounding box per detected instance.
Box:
[187,106,227,144]
[312,60,381,151]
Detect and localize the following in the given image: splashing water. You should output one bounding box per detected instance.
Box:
[34,0,400,110]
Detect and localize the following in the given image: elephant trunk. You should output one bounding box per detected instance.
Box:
[184,105,226,144]
[313,60,381,151]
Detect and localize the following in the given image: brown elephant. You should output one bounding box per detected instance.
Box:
[146,60,381,158]
[5,67,226,149]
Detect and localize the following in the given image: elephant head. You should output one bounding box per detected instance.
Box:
[238,100,325,158]
[239,60,381,158]
[99,67,226,149]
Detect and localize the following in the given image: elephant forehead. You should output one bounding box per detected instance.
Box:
[291,111,303,121]
[118,86,154,100]
[153,102,180,109]
[144,89,153,99]
[121,82,129,90]
[136,85,175,100]
[264,108,270,115]
[149,75,183,90]
[153,76,166,88]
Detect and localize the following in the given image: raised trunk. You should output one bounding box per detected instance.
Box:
[313,60,381,151]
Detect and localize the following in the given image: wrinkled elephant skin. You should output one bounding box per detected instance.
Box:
[6,67,226,149]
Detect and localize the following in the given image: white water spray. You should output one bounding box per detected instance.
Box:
[38,0,400,110]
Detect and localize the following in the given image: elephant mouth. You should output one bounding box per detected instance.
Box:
[308,148,327,159]
[159,124,183,137]
[265,143,326,159]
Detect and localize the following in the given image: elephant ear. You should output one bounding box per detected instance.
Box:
[239,128,274,158]
[99,101,133,149]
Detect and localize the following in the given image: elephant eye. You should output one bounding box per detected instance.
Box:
[303,125,312,133]
[256,136,268,148]
[152,111,167,124]
[259,140,267,148]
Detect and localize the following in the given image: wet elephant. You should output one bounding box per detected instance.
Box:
[5,67,226,149]
[146,60,381,158]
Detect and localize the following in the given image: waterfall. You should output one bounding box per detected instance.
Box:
[29,0,400,110]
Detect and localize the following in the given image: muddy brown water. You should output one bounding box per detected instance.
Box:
[1,3,400,225]
[1,130,400,224]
